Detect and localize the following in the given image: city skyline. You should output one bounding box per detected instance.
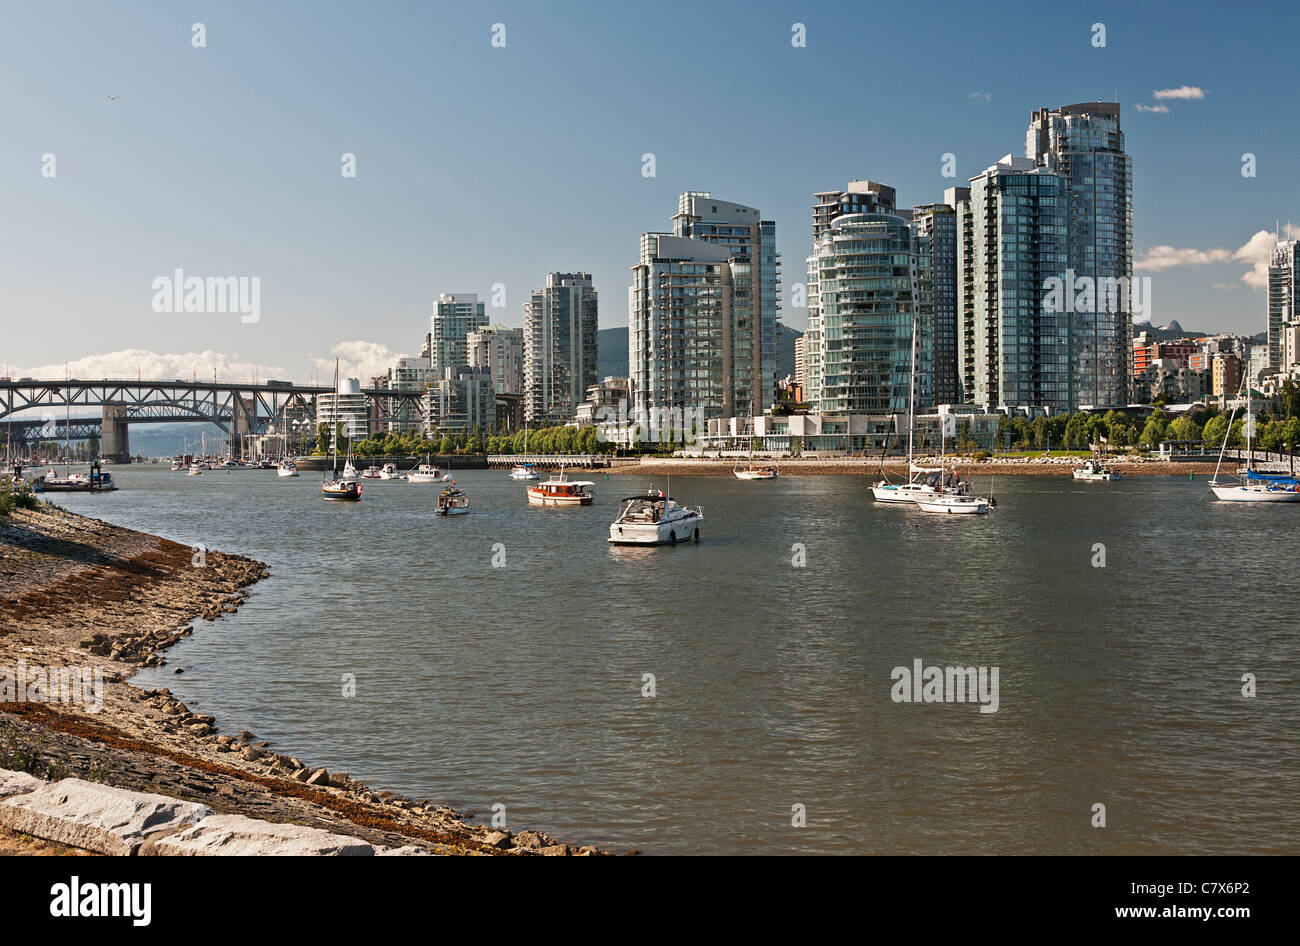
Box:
[4,0,1297,386]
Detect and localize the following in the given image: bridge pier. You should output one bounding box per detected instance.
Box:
[101,406,130,462]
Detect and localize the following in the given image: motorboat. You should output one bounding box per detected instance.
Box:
[608,489,702,546]
[1073,459,1121,481]
[510,463,539,480]
[527,470,595,506]
[277,459,299,477]
[187,463,203,476]
[437,486,469,515]
[360,465,382,479]
[36,461,118,493]
[321,476,361,501]
[378,463,402,480]
[407,460,447,483]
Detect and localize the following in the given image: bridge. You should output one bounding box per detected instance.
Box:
[0,379,421,461]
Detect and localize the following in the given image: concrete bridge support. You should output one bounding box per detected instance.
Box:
[101,406,130,462]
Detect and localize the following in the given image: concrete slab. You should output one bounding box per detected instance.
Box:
[140,813,375,856]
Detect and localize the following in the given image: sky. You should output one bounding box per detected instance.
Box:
[2,0,1297,384]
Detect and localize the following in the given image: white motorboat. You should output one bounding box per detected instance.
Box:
[277,459,299,477]
[527,469,594,506]
[608,489,702,546]
[510,463,539,480]
[1073,459,1121,481]
[914,492,989,515]
[437,486,470,515]
[378,463,402,479]
[187,463,203,476]
[407,463,446,483]
[360,465,382,479]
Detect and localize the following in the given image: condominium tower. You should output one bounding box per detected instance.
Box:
[430,293,489,377]
[1268,240,1300,373]
[629,192,779,421]
[523,273,598,424]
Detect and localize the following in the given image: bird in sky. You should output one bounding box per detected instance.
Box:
[105,95,119,101]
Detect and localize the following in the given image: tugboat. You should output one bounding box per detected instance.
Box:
[608,488,702,546]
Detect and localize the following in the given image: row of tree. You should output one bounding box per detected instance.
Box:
[334,424,616,458]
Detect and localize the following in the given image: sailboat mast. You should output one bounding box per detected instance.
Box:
[907,310,917,464]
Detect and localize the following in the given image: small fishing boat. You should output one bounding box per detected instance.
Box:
[608,488,702,546]
[360,465,382,479]
[378,463,401,480]
[277,459,299,477]
[36,462,118,492]
[1073,459,1121,481]
[527,469,595,506]
[437,486,469,515]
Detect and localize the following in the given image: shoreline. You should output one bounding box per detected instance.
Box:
[606,457,1224,477]
[0,506,604,856]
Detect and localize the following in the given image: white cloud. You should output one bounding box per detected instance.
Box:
[309,341,402,385]
[1153,86,1208,100]
[1135,245,1231,270]
[968,91,992,102]
[1134,224,1300,289]
[1134,103,1169,113]
[16,349,285,383]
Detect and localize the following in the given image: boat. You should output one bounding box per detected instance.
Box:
[277,459,299,477]
[340,458,359,483]
[360,465,382,479]
[914,492,989,515]
[407,461,447,483]
[378,463,402,480]
[608,488,702,546]
[510,462,539,480]
[733,461,778,481]
[1209,386,1300,502]
[437,486,469,515]
[187,462,203,476]
[527,468,595,506]
[321,359,362,502]
[169,457,186,471]
[1073,459,1121,481]
[36,459,118,492]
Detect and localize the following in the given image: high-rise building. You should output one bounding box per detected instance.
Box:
[955,156,1072,412]
[430,293,488,376]
[425,366,495,434]
[793,335,805,385]
[315,378,370,445]
[1027,101,1134,407]
[630,192,779,422]
[388,355,439,432]
[914,198,961,405]
[812,181,896,238]
[523,273,598,424]
[1268,240,1299,372]
[467,326,524,397]
[804,196,930,415]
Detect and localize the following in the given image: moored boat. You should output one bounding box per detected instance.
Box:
[510,463,539,480]
[378,463,401,479]
[437,486,469,515]
[277,459,299,477]
[608,489,702,546]
[361,465,382,479]
[407,460,446,483]
[527,470,594,506]
[1073,459,1121,481]
[914,491,989,515]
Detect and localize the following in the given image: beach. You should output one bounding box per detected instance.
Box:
[0,505,601,855]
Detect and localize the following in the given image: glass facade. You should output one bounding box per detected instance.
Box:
[523,274,598,423]
[1268,241,1299,372]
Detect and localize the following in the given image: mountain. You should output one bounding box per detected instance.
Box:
[596,323,804,380]
[1133,320,1212,341]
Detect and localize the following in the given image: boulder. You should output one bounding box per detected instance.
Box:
[481,830,513,849]
[140,814,375,856]
[0,779,208,855]
[305,768,330,786]
[0,768,45,799]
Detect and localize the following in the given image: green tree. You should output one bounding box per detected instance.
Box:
[1138,410,1168,448]
[1201,414,1229,447]
[1167,415,1202,443]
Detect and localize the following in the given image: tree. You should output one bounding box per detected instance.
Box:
[1201,414,1229,447]
[1167,415,1202,443]
[1138,410,1168,449]
[316,423,330,455]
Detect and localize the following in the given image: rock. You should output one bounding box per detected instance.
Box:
[328,772,349,787]
[481,830,512,849]
[576,846,599,856]
[511,830,546,850]
[236,730,254,742]
[173,668,184,674]
[242,747,262,762]
[305,768,330,786]
[0,768,45,799]
[290,768,311,782]
[0,779,208,855]
[374,845,430,856]
[139,814,374,856]
[541,844,570,856]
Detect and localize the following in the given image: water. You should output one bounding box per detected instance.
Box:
[50,467,1300,854]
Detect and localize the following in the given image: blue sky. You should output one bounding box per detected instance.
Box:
[2,0,1296,382]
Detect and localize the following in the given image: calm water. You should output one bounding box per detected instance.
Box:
[51,466,1299,854]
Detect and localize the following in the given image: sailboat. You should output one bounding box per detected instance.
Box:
[872,311,952,503]
[510,423,538,479]
[321,359,361,501]
[1209,386,1300,502]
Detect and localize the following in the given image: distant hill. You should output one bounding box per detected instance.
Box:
[596,323,804,380]
[1133,320,1212,341]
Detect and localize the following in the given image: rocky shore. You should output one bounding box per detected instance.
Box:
[0,506,602,856]
[611,457,1222,477]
